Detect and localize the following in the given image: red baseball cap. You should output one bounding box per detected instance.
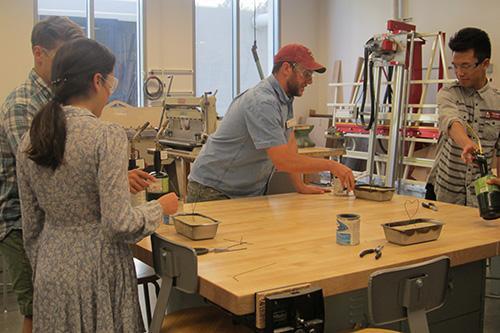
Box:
[274,44,326,73]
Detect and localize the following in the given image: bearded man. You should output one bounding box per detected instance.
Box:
[187,44,354,202]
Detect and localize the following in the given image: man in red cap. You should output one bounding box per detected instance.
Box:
[187,43,354,202]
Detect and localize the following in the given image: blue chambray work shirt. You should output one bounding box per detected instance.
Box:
[188,75,294,198]
[0,70,52,241]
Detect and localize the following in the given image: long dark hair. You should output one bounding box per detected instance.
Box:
[27,38,115,170]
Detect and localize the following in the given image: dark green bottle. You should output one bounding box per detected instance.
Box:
[146,149,169,201]
[474,154,500,220]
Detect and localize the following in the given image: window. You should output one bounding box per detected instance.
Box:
[195,0,279,116]
[37,0,143,106]
[195,0,233,116]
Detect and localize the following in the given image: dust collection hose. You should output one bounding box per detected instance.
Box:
[143,75,164,100]
[358,38,378,130]
[356,45,370,126]
[365,59,376,131]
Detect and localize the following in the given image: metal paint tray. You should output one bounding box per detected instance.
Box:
[382,218,444,245]
[172,213,220,240]
[354,185,395,201]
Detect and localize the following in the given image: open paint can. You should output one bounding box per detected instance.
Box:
[336,213,360,245]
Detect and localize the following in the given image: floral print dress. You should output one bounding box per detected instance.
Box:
[16,106,162,332]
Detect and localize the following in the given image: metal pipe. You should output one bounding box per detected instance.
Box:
[367,65,383,185]
[393,0,404,20]
[393,0,399,20]
[397,32,415,190]
[202,93,210,137]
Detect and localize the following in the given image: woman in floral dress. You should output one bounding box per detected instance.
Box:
[16,38,178,332]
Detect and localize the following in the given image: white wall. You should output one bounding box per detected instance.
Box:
[320,0,500,110]
[144,0,325,120]
[145,0,194,95]
[407,0,500,83]
[280,0,323,122]
[0,0,34,102]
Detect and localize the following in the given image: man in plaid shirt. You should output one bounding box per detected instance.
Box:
[0,17,84,332]
[1,17,159,332]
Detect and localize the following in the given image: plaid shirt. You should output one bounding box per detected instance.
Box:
[0,69,52,241]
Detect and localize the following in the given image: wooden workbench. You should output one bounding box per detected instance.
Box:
[133,193,500,326]
[161,147,345,200]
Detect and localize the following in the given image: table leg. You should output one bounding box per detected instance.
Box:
[175,157,190,201]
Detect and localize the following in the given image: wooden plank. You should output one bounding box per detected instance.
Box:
[331,60,343,105]
[133,193,500,316]
[297,147,345,158]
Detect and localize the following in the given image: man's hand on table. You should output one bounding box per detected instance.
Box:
[296,184,331,194]
[330,162,355,192]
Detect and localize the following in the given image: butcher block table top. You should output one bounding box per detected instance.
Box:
[133,192,500,315]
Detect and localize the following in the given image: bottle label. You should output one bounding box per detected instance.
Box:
[475,175,499,195]
[336,214,360,245]
[149,177,169,194]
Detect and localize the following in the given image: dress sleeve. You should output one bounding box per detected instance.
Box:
[96,123,163,243]
[16,142,45,267]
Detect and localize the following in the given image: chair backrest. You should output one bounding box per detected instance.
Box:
[149,233,198,333]
[151,233,198,294]
[367,256,450,333]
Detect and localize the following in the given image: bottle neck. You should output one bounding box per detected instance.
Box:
[153,149,162,174]
[476,155,488,177]
[128,159,137,171]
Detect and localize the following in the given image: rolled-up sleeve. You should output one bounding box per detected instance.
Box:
[244,97,287,150]
[437,88,464,137]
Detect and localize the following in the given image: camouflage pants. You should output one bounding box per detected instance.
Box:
[186,181,230,203]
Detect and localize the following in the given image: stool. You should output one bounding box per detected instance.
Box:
[149,234,252,333]
[134,258,160,328]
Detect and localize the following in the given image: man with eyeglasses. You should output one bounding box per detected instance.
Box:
[0,17,85,333]
[186,43,354,203]
[427,27,499,207]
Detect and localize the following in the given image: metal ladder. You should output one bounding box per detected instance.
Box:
[327,29,454,192]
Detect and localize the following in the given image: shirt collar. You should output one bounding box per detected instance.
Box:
[63,105,97,119]
[460,80,490,98]
[476,81,491,99]
[267,75,294,105]
[29,69,52,98]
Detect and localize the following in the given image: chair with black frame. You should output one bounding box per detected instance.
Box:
[357,256,450,333]
[134,258,160,329]
[148,233,252,333]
